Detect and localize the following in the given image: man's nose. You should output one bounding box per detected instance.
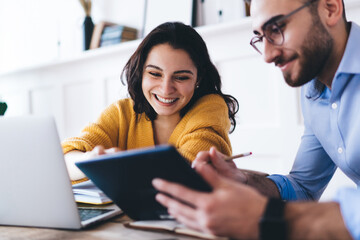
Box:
[263,39,282,64]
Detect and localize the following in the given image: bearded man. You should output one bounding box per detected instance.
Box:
[153,0,360,239]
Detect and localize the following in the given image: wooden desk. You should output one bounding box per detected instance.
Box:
[0,215,203,240]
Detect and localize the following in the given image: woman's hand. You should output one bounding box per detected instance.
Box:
[82,145,121,159]
[64,145,121,181]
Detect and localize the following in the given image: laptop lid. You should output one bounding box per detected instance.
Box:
[0,115,121,229]
[76,145,212,220]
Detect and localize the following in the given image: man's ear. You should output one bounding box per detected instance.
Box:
[320,0,344,27]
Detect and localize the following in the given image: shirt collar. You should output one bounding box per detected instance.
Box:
[304,79,325,100]
[336,22,360,75]
[305,22,360,100]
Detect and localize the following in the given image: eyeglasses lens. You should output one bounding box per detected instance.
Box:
[264,23,283,45]
[251,23,284,55]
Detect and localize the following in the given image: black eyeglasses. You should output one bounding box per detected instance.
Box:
[250,0,319,54]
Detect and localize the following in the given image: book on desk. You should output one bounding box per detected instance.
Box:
[72,180,225,239]
[72,180,112,205]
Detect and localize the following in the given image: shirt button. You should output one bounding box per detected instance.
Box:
[338,147,343,154]
[332,103,338,109]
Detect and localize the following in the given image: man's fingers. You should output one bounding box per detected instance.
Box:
[155,193,198,222]
[194,147,231,173]
[171,214,204,232]
[155,193,209,233]
[195,162,223,188]
[209,147,233,169]
[192,151,211,168]
[169,208,205,233]
[153,178,206,206]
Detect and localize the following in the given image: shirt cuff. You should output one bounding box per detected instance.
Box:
[333,187,360,240]
[267,174,297,201]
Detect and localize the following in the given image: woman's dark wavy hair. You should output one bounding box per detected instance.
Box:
[121,22,239,133]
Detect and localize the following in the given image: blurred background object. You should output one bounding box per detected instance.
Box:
[142,0,195,37]
[0,101,7,116]
[90,21,138,49]
[79,0,94,50]
[195,0,247,26]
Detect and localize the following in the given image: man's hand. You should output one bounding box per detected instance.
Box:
[153,161,267,239]
[193,147,248,183]
[194,147,279,197]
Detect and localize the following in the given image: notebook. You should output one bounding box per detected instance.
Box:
[72,180,113,205]
[0,115,122,229]
[76,145,212,220]
[125,220,228,240]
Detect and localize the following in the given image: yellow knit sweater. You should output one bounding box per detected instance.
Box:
[62,94,232,162]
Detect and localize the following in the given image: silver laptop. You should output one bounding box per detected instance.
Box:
[0,115,122,229]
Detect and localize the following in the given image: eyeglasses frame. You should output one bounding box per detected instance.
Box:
[250,0,319,54]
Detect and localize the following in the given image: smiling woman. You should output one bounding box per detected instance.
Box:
[141,43,198,143]
[61,22,239,183]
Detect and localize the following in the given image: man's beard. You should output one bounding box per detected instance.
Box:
[282,17,334,87]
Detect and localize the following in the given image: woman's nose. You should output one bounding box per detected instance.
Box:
[160,77,175,94]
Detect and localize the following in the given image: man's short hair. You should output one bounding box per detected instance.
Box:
[244,0,347,21]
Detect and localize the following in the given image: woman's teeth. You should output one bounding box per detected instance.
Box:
[156,95,177,103]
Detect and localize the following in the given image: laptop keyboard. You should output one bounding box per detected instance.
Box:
[78,208,113,222]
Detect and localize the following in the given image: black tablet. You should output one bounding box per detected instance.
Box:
[75,145,212,220]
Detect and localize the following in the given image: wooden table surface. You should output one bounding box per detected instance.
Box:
[0,215,202,240]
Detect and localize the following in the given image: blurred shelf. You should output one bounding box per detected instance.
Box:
[0,18,252,78]
[1,0,359,77]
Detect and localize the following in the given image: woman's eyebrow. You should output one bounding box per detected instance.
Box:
[145,65,193,75]
[174,70,194,75]
[145,64,163,71]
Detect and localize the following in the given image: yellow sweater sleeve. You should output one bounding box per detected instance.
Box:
[62,95,233,164]
[169,94,232,161]
[61,99,133,154]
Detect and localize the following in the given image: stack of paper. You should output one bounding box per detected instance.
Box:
[72,180,112,205]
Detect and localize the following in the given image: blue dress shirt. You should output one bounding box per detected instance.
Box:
[268,22,360,239]
[334,188,360,240]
